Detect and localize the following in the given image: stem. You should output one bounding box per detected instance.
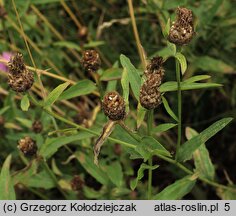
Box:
[27,93,236,194]
[147,110,153,200]
[175,58,182,159]
[127,0,146,69]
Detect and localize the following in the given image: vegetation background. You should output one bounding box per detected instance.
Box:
[0,0,235,200]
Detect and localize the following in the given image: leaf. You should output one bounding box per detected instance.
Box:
[100,68,122,81]
[184,75,211,83]
[84,41,105,48]
[59,80,97,100]
[44,82,69,107]
[137,103,146,129]
[32,0,68,4]
[152,123,177,133]
[192,56,234,74]
[21,94,30,111]
[121,68,129,113]
[0,155,16,200]
[130,163,159,190]
[136,136,171,162]
[153,175,196,200]
[160,81,222,92]
[120,54,141,101]
[167,41,176,56]
[177,118,233,162]
[40,131,95,159]
[162,96,178,121]
[163,18,170,38]
[175,52,187,75]
[15,117,32,128]
[103,161,123,187]
[217,187,236,200]
[53,41,81,51]
[75,151,109,185]
[186,127,215,181]
[83,186,104,199]
[0,106,10,115]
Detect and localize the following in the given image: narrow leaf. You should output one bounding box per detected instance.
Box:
[59,80,96,100]
[153,175,196,200]
[0,106,10,115]
[44,82,69,107]
[177,118,233,162]
[186,127,215,180]
[162,96,178,121]
[175,52,187,75]
[137,103,146,129]
[21,94,30,111]
[120,54,141,101]
[0,155,16,200]
[121,68,129,113]
[184,75,211,83]
[152,123,177,133]
[130,163,158,190]
[53,41,81,51]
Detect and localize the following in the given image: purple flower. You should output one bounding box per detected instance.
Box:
[0,52,13,72]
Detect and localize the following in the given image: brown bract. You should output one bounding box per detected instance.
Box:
[7,53,34,92]
[70,175,84,191]
[32,120,43,133]
[82,49,101,72]
[168,7,195,45]
[102,91,126,121]
[18,136,38,156]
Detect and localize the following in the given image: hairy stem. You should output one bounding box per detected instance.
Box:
[175,58,182,159]
[147,110,153,199]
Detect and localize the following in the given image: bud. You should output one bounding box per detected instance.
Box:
[81,50,101,72]
[102,91,126,121]
[78,26,88,40]
[18,136,37,156]
[32,120,43,133]
[70,175,84,191]
[8,53,34,92]
[140,74,162,110]
[168,7,195,45]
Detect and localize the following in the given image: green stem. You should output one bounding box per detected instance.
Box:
[175,58,182,159]
[147,110,153,200]
[27,92,236,194]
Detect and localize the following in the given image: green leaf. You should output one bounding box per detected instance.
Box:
[152,123,177,133]
[84,41,105,48]
[40,131,95,159]
[15,117,32,128]
[163,18,170,38]
[136,136,171,161]
[59,80,97,100]
[186,127,215,181]
[167,41,176,56]
[121,68,129,113]
[175,52,187,75]
[217,187,236,200]
[53,41,81,52]
[130,163,159,190]
[21,94,30,111]
[153,175,196,200]
[103,161,123,187]
[160,81,222,92]
[192,56,234,74]
[120,54,141,101]
[83,186,104,199]
[44,82,69,107]
[162,96,178,121]
[0,155,16,200]
[137,103,146,129]
[75,151,109,185]
[100,68,122,81]
[184,75,211,83]
[177,118,233,162]
[0,106,10,115]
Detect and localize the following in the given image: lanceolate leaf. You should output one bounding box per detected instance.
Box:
[21,94,30,111]
[0,155,16,200]
[153,175,196,200]
[44,82,69,107]
[137,103,146,129]
[59,80,97,100]
[160,81,222,92]
[162,96,178,121]
[184,75,211,83]
[120,54,141,101]
[121,68,129,113]
[152,123,177,133]
[175,52,187,75]
[130,163,159,190]
[177,118,233,162]
[186,127,215,181]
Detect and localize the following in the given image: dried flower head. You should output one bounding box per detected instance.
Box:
[8,53,34,92]
[168,7,195,45]
[102,91,126,121]
[70,175,84,191]
[18,136,37,156]
[145,56,164,75]
[82,50,101,72]
[32,120,43,133]
[140,74,162,110]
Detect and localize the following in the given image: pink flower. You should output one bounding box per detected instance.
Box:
[0,52,13,72]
